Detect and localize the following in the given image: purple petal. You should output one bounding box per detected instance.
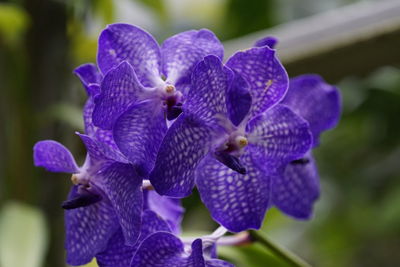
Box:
[131,233,206,267]
[98,162,143,245]
[185,55,233,125]
[33,140,79,173]
[83,98,96,136]
[206,259,235,267]
[282,74,341,146]
[92,61,146,130]
[162,29,224,93]
[96,209,171,267]
[272,152,320,219]
[96,229,135,267]
[77,133,107,162]
[97,23,162,87]
[226,73,252,126]
[226,46,288,118]
[94,129,120,153]
[130,232,184,267]
[187,239,206,266]
[150,114,213,197]
[139,209,172,242]
[83,98,121,153]
[196,151,272,232]
[113,100,167,176]
[77,133,127,164]
[65,186,119,266]
[146,190,184,234]
[246,104,312,166]
[74,63,102,96]
[253,36,278,49]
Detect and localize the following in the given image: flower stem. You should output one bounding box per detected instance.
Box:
[249,230,312,267]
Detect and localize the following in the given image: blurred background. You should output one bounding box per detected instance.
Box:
[0,0,400,266]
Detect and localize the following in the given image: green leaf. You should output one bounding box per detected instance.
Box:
[0,3,29,45]
[136,0,168,22]
[0,201,48,267]
[93,0,115,24]
[46,103,84,131]
[80,258,99,267]
[219,243,292,267]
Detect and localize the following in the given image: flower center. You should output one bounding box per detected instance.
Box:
[165,84,175,94]
[234,135,248,149]
[160,84,183,120]
[70,171,90,186]
[213,133,248,174]
[71,174,79,185]
[219,133,248,156]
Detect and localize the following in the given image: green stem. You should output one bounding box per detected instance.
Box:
[249,230,312,267]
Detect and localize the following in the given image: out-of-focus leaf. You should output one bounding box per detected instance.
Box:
[219,243,291,267]
[67,18,98,64]
[376,183,400,232]
[46,103,84,131]
[0,201,48,267]
[93,0,115,24]
[367,66,400,94]
[0,3,29,45]
[79,258,99,267]
[222,0,275,40]
[136,0,168,22]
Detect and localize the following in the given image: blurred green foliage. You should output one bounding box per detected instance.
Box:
[0,0,399,266]
[0,3,29,45]
[0,202,48,267]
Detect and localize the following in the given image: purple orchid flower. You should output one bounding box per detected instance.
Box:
[91,24,224,176]
[253,38,341,219]
[150,53,312,232]
[95,192,184,267]
[130,229,233,267]
[33,139,142,265]
[33,67,144,265]
[272,74,341,219]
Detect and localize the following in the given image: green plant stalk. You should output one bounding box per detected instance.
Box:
[249,230,312,267]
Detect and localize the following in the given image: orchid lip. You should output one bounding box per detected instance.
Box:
[290,158,310,165]
[62,189,102,210]
[214,151,247,174]
[166,105,183,120]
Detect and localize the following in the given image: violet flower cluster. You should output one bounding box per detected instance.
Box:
[33,24,340,266]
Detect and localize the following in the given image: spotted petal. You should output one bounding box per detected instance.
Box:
[131,233,207,267]
[65,186,119,266]
[83,98,120,152]
[162,29,224,93]
[92,61,146,130]
[254,36,278,49]
[196,151,271,232]
[97,23,162,87]
[150,114,213,197]
[33,140,79,173]
[146,191,184,234]
[226,72,252,126]
[113,100,167,176]
[185,55,233,125]
[83,98,97,136]
[246,104,312,166]
[226,46,288,118]
[96,210,171,267]
[77,133,127,164]
[206,259,235,267]
[98,162,143,245]
[95,229,135,267]
[282,74,341,146]
[74,63,102,96]
[272,152,320,219]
